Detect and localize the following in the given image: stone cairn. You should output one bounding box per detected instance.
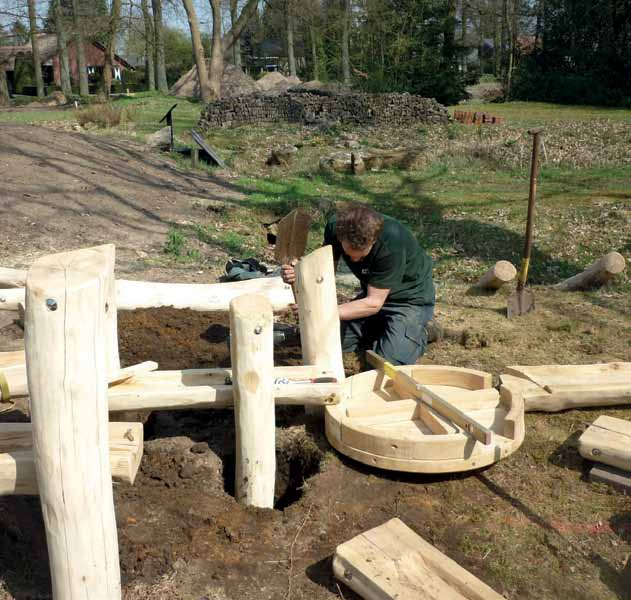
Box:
[199,90,449,130]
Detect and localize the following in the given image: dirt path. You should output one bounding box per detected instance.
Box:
[0,126,630,600]
[0,124,243,279]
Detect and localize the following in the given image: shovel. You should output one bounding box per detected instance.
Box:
[507,128,543,318]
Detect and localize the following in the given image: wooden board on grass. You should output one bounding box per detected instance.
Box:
[579,415,631,472]
[333,518,504,600]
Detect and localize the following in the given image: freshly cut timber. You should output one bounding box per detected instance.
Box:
[0,267,25,288]
[468,260,517,293]
[0,276,295,312]
[578,415,631,472]
[0,422,143,495]
[0,357,158,401]
[326,365,525,474]
[555,251,626,291]
[501,363,631,412]
[108,365,341,411]
[333,518,504,600]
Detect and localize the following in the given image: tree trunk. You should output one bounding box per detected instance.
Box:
[141,0,156,91]
[52,0,72,95]
[209,0,223,99]
[460,0,467,72]
[0,64,10,105]
[493,4,501,77]
[71,0,90,96]
[102,0,122,97]
[310,26,319,79]
[221,0,258,57]
[443,0,457,65]
[182,0,211,102]
[341,0,351,85]
[229,0,242,68]
[152,0,168,93]
[27,0,45,97]
[287,0,297,77]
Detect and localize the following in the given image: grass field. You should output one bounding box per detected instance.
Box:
[1,94,629,293]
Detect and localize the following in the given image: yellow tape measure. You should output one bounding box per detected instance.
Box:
[0,370,10,402]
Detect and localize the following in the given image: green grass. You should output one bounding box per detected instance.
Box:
[0,92,203,139]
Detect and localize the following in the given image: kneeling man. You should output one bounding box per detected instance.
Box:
[283,204,434,365]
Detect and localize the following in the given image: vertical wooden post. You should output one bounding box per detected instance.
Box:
[25,248,121,599]
[94,244,120,372]
[230,294,276,508]
[295,245,345,388]
[191,147,199,167]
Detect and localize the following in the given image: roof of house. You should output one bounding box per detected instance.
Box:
[0,33,135,70]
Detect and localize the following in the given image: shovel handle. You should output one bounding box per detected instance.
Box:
[519,129,543,287]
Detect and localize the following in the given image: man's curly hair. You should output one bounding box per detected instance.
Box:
[336,204,384,250]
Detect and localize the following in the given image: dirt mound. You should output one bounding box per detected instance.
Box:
[170,64,258,99]
[255,71,291,94]
[286,75,302,85]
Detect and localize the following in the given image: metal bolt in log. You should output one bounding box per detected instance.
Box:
[25,247,121,598]
[230,294,276,508]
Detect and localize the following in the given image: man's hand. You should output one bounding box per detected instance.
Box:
[281,259,298,285]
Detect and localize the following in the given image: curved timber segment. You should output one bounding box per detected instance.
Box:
[326,365,525,474]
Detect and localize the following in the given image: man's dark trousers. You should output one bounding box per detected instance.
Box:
[340,302,434,366]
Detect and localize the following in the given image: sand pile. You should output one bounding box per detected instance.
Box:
[170,64,258,99]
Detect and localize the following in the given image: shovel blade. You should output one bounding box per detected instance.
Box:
[507,288,535,318]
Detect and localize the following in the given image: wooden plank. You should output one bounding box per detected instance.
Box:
[273,208,312,265]
[579,416,631,472]
[366,351,493,445]
[505,363,631,388]
[108,361,159,386]
[0,422,143,495]
[333,518,504,600]
[191,129,226,168]
[588,464,631,493]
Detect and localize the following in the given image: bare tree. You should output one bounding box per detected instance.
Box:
[27,0,44,97]
[71,0,90,96]
[0,62,10,105]
[152,0,168,92]
[182,0,211,101]
[341,0,351,85]
[102,0,122,97]
[208,0,222,98]
[229,0,242,68]
[52,0,72,95]
[141,0,156,91]
[287,0,296,77]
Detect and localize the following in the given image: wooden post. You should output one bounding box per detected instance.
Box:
[191,147,199,167]
[468,260,517,293]
[230,294,276,508]
[295,245,345,384]
[25,248,121,598]
[555,252,626,291]
[95,244,120,371]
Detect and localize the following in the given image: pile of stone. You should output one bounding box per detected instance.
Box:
[199,91,449,130]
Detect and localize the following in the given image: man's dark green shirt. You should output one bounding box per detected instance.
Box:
[324,214,434,306]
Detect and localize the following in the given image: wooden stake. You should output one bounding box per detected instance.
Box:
[295,246,345,416]
[555,251,626,291]
[25,247,121,598]
[230,294,276,508]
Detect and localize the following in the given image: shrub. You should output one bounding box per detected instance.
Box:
[75,103,130,128]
